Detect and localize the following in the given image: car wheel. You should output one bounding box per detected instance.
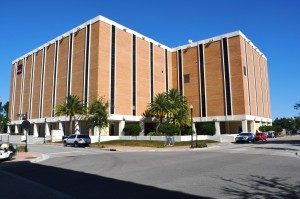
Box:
[74,142,79,147]
[64,142,67,147]
[8,153,13,161]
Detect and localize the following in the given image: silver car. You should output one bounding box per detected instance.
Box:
[64,134,91,147]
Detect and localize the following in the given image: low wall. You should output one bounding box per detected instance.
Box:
[91,134,238,143]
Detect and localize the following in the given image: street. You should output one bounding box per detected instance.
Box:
[1,136,300,199]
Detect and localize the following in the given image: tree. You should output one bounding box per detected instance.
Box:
[86,97,109,145]
[294,101,300,113]
[198,123,216,136]
[123,123,142,136]
[147,89,190,133]
[0,101,9,133]
[167,89,191,131]
[55,95,85,136]
[147,93,172,124]
[158,123,180,136]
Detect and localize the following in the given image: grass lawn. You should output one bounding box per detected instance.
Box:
[90,140,218,148]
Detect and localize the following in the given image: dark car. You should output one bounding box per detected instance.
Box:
[235,132,255,143]
[64,134,91,147]
[255,132,267,141]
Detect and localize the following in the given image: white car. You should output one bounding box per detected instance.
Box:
[63,134,91,147]
[0,143,15,161]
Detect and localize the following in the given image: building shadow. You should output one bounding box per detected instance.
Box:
[0,161,213,199]
[219,175,300,199]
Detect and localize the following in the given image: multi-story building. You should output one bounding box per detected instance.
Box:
[8,15,272,138]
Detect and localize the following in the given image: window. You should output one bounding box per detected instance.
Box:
[184,74,190,83]
[244,66,247,76]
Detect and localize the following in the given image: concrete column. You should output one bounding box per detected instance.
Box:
[15,124,19,134]
[119,120,125,136]
[7,126,11,134]
[242,120,248,132]
[215,121,221,135]
[139,122,145,136]
[192,123,196,134]
[74,120,80,134]
[33,123,38,137]
[250,121,256,132]
[45,122,50,137]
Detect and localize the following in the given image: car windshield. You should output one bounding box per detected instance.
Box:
[256,133,263,136]
[240,133,248,136]
[78,135,90,138]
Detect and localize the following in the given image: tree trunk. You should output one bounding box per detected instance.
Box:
[69,115,73,136]
[97,126,101,146]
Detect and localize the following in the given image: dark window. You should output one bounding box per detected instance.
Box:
[78,135,90,138]
[67,33,73,98]
[199,44,206,117]
[184,74,190,83]
[222,38,232,115]
[178,50,183,94]
[84,25,90,106]
[16,64,22,75]
[52,41,58,117]
[150,42,154,103]
[39,48,46,118]
[244,66,247,76]
[165,49,169,91]
[132,35,136,115]
[110,25,116,114]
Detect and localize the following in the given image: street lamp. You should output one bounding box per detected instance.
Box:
[44,117,47,144]
[190,104,193,148]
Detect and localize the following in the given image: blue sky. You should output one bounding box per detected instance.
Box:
[0,0,299,119]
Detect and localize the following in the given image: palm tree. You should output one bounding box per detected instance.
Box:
[86,97,109,145]
[55,95,85,136]
[147,93,172,124]
[168,89,190,132]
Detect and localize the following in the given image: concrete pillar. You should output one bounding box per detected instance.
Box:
[15,124,19,134]
[7,126,11,134]
[119,120,125,136]
[45,122,50,137]
[250,121,256,132]
[33,123,38,137]
[139,122,145,136]
[74,120,80,134]
[192,123,196,134]
[242,120,248,132]
[215,121,221,135]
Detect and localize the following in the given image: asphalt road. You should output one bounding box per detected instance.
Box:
[1,136,300,199]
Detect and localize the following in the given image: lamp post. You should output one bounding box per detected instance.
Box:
[190,104,193,148]
[44,117,47,144]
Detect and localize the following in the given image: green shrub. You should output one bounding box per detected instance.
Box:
[158,123,180,136]
[123,123,142,136]
[147,132,158,136]
[198,123,216,136]
[196,141,207,148]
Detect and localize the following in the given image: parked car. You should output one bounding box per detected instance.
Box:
[255,132,267,141]
[63,134,91,147]
[235,132,255,143]
[267,132,276,138]
[0,143,15,161]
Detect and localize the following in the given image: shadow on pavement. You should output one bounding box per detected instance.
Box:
[220,175,300,199]
[1,161,212,199]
